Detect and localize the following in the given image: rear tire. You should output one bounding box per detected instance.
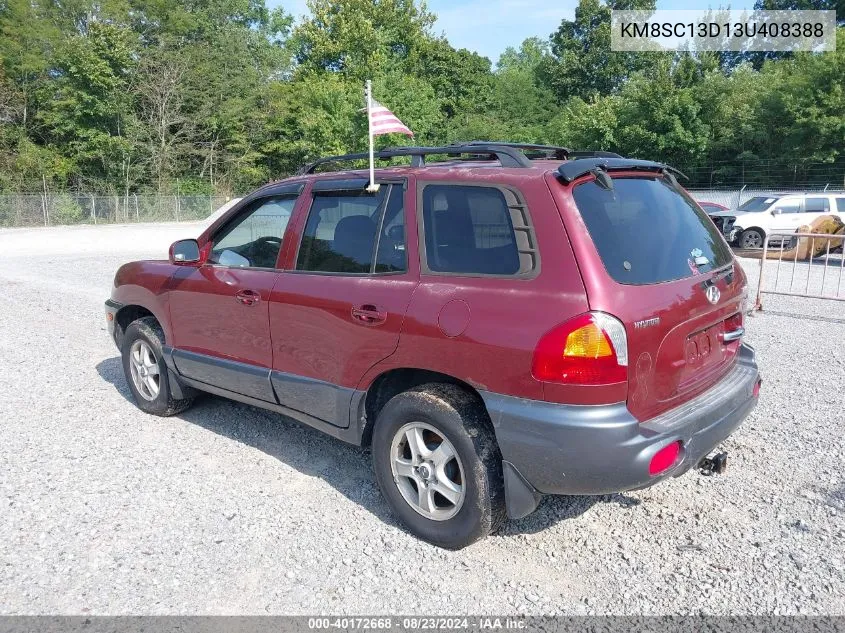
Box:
[121,317,194,417]
[371,383,506,549]
[740,228,765,249]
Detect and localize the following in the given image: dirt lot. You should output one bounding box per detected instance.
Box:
[0,223,843,615]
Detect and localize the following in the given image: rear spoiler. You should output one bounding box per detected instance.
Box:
[556,157,688,184]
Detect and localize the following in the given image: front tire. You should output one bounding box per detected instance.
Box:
[121,317,194,416]
[371,383,506,549]
[740,228,765,249]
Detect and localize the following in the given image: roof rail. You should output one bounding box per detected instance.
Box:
[460,141,572,160]
[298,142,564,175]
[567,150,624,159]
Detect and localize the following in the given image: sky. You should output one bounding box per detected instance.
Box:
[272,0,759,63]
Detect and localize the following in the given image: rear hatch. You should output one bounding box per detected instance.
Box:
[552,172,747,421]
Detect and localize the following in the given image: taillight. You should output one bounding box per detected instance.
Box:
[532,312,628,385]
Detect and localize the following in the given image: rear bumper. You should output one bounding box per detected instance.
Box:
[481,344,759,514]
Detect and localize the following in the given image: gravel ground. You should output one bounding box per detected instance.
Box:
[0,223,843,615]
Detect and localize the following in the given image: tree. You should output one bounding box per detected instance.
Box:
[409,38,493,119]
[539,0,658,102]
[449,38,558,144]
[132,53,193,193]
[36,21,136,190]
[293,0,435,79]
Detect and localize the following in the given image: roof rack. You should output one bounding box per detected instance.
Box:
[567,150,624,159]
[459,141,572,160]
[298,142,543,175]
[297,142,639,176]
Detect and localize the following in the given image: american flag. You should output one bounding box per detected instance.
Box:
[369,99,413,137]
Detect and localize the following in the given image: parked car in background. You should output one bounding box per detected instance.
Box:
[698,201,728,215]
[711,194,845,248]
[105,142,761,548]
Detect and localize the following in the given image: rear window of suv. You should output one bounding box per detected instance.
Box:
[572,177,733,285]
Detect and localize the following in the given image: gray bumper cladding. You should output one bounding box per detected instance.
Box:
[482,344,760,507]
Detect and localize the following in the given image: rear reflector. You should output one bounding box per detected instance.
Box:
[532,312,628,385]
[649,441,681,476]
[753,378,762,398]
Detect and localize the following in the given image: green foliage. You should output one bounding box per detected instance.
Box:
[51,194,85,224]
[293,0,435,79]
[0,0,841,196]
[539,0,659,101]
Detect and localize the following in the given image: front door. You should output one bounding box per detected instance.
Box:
[168,192,300,401]
[770,196,805,233]
[268,179,418,426]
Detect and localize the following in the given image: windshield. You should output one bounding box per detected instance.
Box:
[572,176,733,286]
[738,196,778,212]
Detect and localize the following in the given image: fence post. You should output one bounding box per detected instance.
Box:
[174,195,179,222]
[754,235,770,312]
[734,185,746,210]
[91,194,96,224]
[41,175,49,226]
[134,193,139,222]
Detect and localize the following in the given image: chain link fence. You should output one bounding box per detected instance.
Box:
[2,187,845,229]
[0,194,234,228]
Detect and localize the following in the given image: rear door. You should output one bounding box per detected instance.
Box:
[267,178,418,427]
[802,196,833,224]
[554,173,747,421]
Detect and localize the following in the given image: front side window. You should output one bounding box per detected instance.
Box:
[421,184,536,276]
[296,184,406,274]
[773,198,801,214]
[803,198,830,213]
[210,196,296,268]
[572,176,733,285]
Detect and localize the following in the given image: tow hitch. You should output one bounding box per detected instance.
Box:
[698,451,728,476]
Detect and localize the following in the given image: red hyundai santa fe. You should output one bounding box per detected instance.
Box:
[105,142,761,548]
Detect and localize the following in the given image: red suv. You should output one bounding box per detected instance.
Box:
[105,142,761,548]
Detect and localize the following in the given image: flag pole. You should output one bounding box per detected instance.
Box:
[365,79,379,193]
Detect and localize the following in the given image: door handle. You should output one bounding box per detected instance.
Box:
[235,289,261,306]
[351,304,387,326]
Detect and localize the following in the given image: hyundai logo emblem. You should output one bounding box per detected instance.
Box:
[705,285,721,305]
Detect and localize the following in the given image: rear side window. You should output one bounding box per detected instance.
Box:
[804,198,830,213]
[572,177,733,285]
[837,198,845,213]
[296,184,405,274]
[421,184,537,276]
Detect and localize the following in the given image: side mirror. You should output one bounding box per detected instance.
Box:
[771,208,782,216]
[169,239,202,265]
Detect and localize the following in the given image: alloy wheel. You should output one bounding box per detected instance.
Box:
[389,422,466,521]
[742,230,763,249]
[129,339,160,401]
